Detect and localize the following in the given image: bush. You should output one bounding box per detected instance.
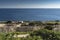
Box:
[30,29,60,40]
[0,30,60,40]
[44,25,54,30]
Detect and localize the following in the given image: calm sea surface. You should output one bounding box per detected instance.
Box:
[0,8,60,21]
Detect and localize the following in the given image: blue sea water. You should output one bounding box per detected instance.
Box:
[0,8,60,21]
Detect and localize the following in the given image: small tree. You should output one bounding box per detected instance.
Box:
[44,25,54,30]
[6,21,12,24]
[29,22,35,26]
[55,20,59,27]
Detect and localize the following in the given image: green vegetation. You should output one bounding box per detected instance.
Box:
[29,21,42,26]
[0,29,60,40]
[0,20,60,40]
[44,25,54,30]
[30,29,60,40]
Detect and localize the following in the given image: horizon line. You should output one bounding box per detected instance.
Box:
[0,8,60,9]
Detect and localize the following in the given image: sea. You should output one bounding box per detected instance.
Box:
[0,8,60,21]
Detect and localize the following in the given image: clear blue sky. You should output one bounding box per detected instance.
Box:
[0,0,60,8]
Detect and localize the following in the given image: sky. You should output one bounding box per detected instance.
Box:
[0,0,60,8]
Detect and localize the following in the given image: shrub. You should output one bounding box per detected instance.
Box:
[44,25,54,30]
[30,29,60,40]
